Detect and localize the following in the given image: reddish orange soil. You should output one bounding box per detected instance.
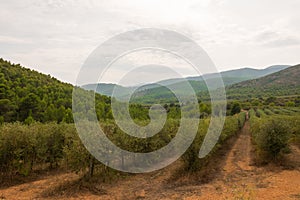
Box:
[187,121,300,200]
[1,121,300,200]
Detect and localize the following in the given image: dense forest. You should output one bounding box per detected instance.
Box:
[0,58,112,124]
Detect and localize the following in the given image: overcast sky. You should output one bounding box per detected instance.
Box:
[1,0,300,85]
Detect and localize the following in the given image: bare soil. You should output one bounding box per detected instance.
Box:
[1,121,299,200]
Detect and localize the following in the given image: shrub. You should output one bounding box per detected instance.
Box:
[256,119,289,161]
[0,123,70,177]
[285,101,295,107]
[256,109,266,118]
[0,116,4,125]
[264,109,274,115]
[231,102,241,115]
[238,112,246,129]
[181,119,209,171]
[248,109,256,119]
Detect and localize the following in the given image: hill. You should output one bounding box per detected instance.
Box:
[124,65,289,103]
[187,65,289,81]
[226,64,300,99]
[83,65,289,103]
[82,83,135,99]
[0,58,111,123]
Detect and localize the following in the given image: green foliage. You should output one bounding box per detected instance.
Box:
[256,119,289,160]
[0,99,16,122]
[63,126,100,176]
[226,64,300,99]
[286,101,295,107]
[238,112,246,129]
[230,102,241,115]
[263,108,274,115]
[0,116,4,125]
[248,108,256,119]
[0,123,70,177]
[0,111,249,178]
[249,109,300,163]
[182,112,245,171]
[0,58,112,123]
[24,115,35,125]
[181,119,209,171]
[256,109,266,118]
[266,96,277,105]
[96,66,289,104]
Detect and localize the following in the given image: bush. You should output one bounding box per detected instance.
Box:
[256,119,289,161]
[181,119,209,171]
[238,112,246,129]
[231,102,241,115]
[248,109,256,119]
[0,123,72,177]
[0,116,4,125]
[256,109,266,118]
[264,108,274,115]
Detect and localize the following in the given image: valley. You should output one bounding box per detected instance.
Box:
[0,59,300,199]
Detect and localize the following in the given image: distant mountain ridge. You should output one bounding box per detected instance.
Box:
[82,65,290,103]
[187,65,289,80]
[82,83,134,98]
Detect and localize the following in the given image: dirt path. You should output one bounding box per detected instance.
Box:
[187,121,300,200]
[1,120,300,200]
[0,173,79,200]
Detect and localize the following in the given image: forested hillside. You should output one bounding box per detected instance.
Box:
[226,64,300,99]
[0,59,172,123]
[0,58,112,123]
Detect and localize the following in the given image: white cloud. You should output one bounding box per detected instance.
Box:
[0,0,299,84]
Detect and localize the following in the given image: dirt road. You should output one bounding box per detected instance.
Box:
[187,121,300,200]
